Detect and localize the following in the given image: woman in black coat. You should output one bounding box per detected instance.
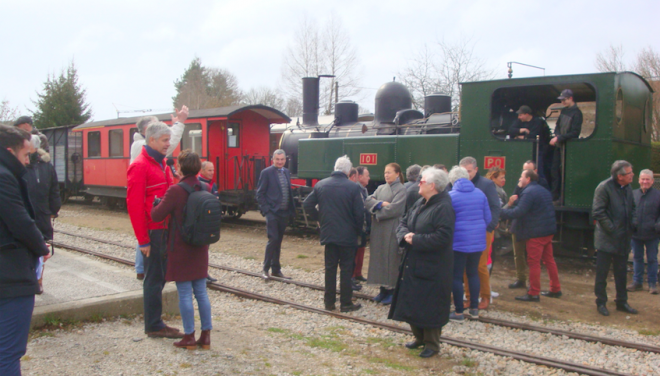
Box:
[389,167,455,358]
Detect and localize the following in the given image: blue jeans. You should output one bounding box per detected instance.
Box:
[135,244,144,274]
[0,295,35,376]
[176,278,212,335]
[631,238,659,285]
[453,251,482,313]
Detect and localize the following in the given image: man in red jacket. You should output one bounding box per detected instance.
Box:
[127,122,183,338]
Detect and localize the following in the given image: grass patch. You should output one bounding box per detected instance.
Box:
[267,327,288,334]
[369,357,414,371]
[639,329,660,336]
[88,313,105,323]
[244,256,256,260]
[366,337,397,348]
[363,369,377,375]
[461,357,477,367]
[41,315,80,329]
[296,254,308,259]
[180,363,192,368]
[21,355,32,361]
[307,337,347,352]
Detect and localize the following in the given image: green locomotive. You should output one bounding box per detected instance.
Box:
[280,72,654,254]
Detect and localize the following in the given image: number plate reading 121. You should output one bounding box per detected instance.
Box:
[484,156,506,169]
[359,153,378,165]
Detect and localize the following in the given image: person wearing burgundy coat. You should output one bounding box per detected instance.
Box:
[152,150,213,350]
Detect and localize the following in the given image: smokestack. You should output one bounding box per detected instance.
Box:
[302,77,320,126]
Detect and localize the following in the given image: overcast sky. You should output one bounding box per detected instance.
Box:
[2,0,658,122]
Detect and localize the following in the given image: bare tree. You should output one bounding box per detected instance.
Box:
[0,99,19,125]
[595,44,627,72]
[281,13,362,115]
[243,86,286,111]
[398,44,443,109]
[633,46,660,140]
[398,36,494,111]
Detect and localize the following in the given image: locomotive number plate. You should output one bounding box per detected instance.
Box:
[484,156,505,169]
[359,153,378,165]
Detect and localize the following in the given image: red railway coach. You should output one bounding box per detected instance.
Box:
[73,105,291,217]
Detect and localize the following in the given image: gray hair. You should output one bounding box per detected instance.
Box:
[406,164,422,182]
[334,155,352,175]
[610,160,632,180]
[145,122,172,143]
[422,167,449,192]
[30,134,41,150]
[459,156,477,168]
[419,165,431,176]
[640,169,654,177]
[136,116,158,135]
[273,149,286,157]
[201,161,213,169]
[448,165,469,184]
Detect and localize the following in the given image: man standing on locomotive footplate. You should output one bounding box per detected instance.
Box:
[549,89,582,204]
[256,149,295,280]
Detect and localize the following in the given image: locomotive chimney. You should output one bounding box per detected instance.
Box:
[302,77,320,126]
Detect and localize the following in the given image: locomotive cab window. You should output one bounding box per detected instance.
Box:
[227,123,239,148]
[180,123,202,154]
[490,83,597,140]
[88,131,101,157]
[109,129,124,157]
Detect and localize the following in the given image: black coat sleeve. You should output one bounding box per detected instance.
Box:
[49,164,61,215]
[557,111,583,143]
[396,208,412,248]
[256,169,269,216]
[411,203,455,253]
[0,174,49,256]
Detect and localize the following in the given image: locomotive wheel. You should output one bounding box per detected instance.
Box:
[84,194,95,203]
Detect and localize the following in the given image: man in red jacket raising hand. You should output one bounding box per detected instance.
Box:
[127,121,184,338]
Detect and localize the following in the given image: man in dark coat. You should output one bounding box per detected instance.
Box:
[550,89,583,202]
[404,164,422,213]
[508,105,552,143]
[303,156,364,313]
[352,166,371,283]
[0,125,50,375]
[390,168,455,358]
[198,161,218,196]
[256,149,296,279]
[501,169,560,302]
[25,145,61,241]
[459,156,499,309]
[592,160,637,316]
[628,169,660,294]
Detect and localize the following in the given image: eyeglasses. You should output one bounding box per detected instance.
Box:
[622,171,634,176]
[419,180,432,185]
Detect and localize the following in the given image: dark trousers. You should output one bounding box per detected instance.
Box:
[453,251,482,313]
[353,246,365,278]
[512,234,528,283]
[595,251,629,306]
[144,229,168,333]
[324,243,355,307]
[0,295,35,376]
[264,211,288,273]
[410,324,442,352]
[551,147,562,200]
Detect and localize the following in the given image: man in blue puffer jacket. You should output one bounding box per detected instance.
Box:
[501,169,560,302]
[447,166,491,321]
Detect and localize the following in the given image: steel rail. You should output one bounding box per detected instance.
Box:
[51,239,632,376]
[54,239,635,376]
[52,230,660,355]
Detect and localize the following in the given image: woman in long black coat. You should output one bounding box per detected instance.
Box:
[389,167,455,358]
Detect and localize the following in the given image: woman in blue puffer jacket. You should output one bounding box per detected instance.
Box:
[447,166,491,321]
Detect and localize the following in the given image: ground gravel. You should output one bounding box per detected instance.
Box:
[22,214,660,375]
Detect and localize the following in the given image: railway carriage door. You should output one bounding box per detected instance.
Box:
[207,121,226,191]
[207,121,243,191]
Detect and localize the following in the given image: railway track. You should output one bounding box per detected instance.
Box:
[52,229,660,355]
[50,232,659,375]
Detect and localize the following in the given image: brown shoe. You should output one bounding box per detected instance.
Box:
[174,331,197,350]
[478,299,490,310]
[627,282,643,292]
[147,325,184,339]
[271,271,292,279]
[196,329,211,350]
[136,273,144,280]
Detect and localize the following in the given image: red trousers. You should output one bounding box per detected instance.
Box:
[353,247,365,278]
[526,235,561,296]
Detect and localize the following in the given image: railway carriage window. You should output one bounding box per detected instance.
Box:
[228,123,239,148]
[88,131,101,157]
[129,128,138,148]
[180,123,202,154]
[109,129,124,157]
[615,89,624,125]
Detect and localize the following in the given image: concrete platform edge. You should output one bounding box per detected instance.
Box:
[31,284,179,329]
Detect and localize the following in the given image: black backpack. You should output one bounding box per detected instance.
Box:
[177,181,222,246]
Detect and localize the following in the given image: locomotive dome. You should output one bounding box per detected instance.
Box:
[374,81,413,123]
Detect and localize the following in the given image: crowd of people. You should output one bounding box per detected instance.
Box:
[1,87,657,373]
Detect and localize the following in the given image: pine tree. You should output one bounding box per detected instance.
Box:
[172,58,242,109]
[32,62,92,129]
